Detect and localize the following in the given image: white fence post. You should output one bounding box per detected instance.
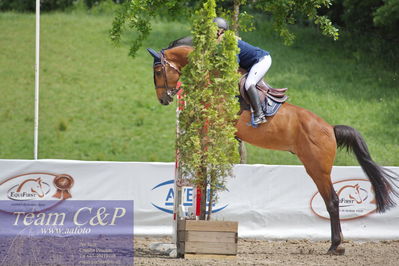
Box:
[34,0,41,160]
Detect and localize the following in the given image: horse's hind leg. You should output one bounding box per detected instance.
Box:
[298,143,345,255]
[314,174,344,255]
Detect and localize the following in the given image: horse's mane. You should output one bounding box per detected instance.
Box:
[167,36,193,49]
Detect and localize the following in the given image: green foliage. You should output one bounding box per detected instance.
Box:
[0,0,123,13]
[0,0,35,12]
[88,0,119,15]
[0,0,79,12]
[237,11,256,32]
[217,0,255,33]
[110,0,196,57]
[84,0,108,9]
[178,0,240,203]
[253,0,338,45]
[70,0,119,15]
[373,0,399,28]
[341,0,382,32]
[320,0,399,42]
[110,0,339,57]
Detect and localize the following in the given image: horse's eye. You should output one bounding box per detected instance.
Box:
[155,71,162,76]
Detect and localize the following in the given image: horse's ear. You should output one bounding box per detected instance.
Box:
[147,48,161,61]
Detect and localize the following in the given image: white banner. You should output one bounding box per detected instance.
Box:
[0,159,398,240]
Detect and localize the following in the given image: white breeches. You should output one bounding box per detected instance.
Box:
[245,55,272,90]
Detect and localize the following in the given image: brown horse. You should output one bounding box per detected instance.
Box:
[147,45,399,255]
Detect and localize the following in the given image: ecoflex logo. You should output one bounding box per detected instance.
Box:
[310,179,377,220]
[150,179,228,214]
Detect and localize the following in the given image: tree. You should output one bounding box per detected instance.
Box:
[110,0,338,57]
[253,0,339,45]
[373,0,399,29]
[319,0,399,42]
[177,0,240,219]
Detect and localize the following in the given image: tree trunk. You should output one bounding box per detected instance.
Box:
[239,140,247,164]
[232,0,240,35]
[207,173,215,220]
[199,166,207,220]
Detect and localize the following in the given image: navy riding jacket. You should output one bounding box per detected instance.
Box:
[238,40,269,70]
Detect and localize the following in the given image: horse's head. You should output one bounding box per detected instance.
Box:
[30,178,45,198]
[348,184,363,204]
[147,48,182,105]
[338,184,364,204]
[17,177,45,198]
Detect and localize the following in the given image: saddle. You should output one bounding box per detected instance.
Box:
[239,74,288,107]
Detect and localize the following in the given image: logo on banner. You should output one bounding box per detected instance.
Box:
[150,179,228,214]
[0,200,134,266]
[310,179,377,220]
[52,174,74,199]
[1,173,74,201]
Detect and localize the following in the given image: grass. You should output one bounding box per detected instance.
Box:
[0,12,398,166]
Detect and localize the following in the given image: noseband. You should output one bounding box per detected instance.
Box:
[154,50,181,97]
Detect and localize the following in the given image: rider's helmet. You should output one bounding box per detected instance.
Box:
[213,17,229,30]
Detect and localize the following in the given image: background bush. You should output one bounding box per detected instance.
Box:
[0,0,123,12]
[319,0,399,42]
[0,0,74,12]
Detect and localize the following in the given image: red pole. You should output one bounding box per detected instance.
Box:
[195,187,201,217]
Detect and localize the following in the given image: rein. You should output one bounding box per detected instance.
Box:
[154,50,181,97]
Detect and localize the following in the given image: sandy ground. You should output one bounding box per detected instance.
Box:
[135,236,399,266]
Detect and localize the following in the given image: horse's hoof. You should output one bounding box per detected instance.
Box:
[327,246,345,256]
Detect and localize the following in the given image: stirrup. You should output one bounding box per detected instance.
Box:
[253,113,267,125]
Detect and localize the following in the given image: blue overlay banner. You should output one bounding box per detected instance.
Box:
[0,200,134,266]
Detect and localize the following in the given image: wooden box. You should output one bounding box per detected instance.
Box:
[177,220,238,259]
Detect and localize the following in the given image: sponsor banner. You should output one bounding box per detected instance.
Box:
[0,200,133,266]
[311,179,376,220]
[150,180,228,214]
[0,172,73,201]
[0,160,398,240]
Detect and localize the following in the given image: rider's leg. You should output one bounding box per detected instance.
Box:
[245,55,272,125]
[246,84,267,124]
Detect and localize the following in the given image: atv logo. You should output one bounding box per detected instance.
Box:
[150,179,228,214]
[310,179,377,220]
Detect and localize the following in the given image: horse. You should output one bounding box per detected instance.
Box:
[147,44,399,255]
[16,177,45,198]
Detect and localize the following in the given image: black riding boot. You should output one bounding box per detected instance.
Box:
[247,85,267,125]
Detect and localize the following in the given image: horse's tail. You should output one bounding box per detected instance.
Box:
[333,125,399,213]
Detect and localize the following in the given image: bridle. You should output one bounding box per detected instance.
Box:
[154,50,181,97]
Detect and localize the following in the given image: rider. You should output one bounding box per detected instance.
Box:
[213,17,271,125]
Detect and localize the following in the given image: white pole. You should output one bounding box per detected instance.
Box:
[34,0,40,160]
